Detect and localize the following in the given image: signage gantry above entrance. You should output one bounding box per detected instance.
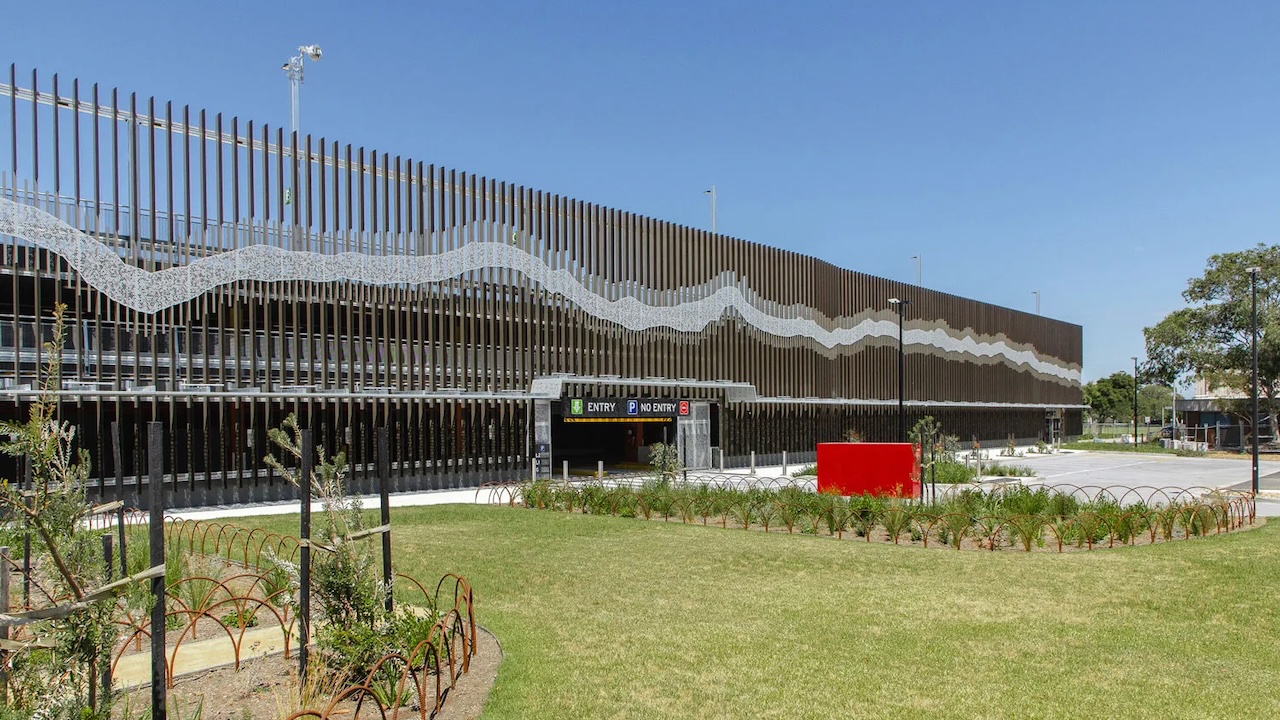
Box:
[563,398,691,422]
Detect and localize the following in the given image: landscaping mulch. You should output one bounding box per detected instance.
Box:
[119,626,502,720]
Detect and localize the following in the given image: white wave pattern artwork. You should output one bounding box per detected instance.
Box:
[0,196,1079,383]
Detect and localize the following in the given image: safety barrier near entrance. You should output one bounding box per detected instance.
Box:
[483,478,1258,552]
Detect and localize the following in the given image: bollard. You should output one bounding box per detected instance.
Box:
[719,448,725,472]
[597,460,604,481]
[530,458,537,483]
[750,451,756,475]
[781,451,788,477]
[563,460,569,484]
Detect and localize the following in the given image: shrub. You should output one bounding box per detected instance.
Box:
[0,305,119,719]
[848,495,885,541]
[985,463,1036,478]
[932,461,976,485]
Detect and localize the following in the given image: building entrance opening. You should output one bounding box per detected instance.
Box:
[550,397,707,471]
[551,415,675,468]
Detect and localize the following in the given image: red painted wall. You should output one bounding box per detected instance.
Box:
[816,443,920,498]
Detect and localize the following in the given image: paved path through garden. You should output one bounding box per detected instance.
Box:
[112,623,297,688]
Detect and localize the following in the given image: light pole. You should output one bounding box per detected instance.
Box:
[1032,290,1040,315]
[282,44,323,136]
[1248,265,1261,493]
[1132,356,1140,444]
[912,255,921,286]
[889,298,911,442]
[704,186,717,234]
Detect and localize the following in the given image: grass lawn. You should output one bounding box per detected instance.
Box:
[240,505,1280,719]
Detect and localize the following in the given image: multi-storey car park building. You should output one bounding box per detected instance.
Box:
[0,66,1083,507]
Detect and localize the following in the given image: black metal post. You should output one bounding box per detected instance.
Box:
[918,435,924,502]
[298,429,313,684]
[100,534,113,712]
[1251,267,1261,494]
[898,309,905,443]
[891,299,910,443]
[112,421,126,577]
[1132,357,1140,445]
[930,438,936,501]
[22,457,31,608]
[1,545,10,701]
[148,422,165,720]
[376,427,393,613]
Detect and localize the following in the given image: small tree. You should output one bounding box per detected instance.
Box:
[265,416,383,630]
[264,416,433,682]
[0,304,117,718]
[909,416,943,481]
[648,442,683,482]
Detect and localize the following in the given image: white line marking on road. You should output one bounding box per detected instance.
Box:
[1041,460,1159,479]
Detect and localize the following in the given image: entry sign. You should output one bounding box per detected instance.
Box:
[565,398,691,419]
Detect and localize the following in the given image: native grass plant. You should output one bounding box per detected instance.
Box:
[791,463,818,477]
[511,477,1255,553]
[0,304,120,720]
[984,463,1037,478]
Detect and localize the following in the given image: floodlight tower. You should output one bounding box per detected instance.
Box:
[282,44,323,135]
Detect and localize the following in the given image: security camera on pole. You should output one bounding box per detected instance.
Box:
[282,44,323,137]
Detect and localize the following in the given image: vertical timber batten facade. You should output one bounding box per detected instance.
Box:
[0,67,1082,506]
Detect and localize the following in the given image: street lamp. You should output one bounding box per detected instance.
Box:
[889,298,912,442]
[703,185,717,234]
[1132,356,1140,444]
[912,255,921,286]
[282,44,323,135]
[1248,265,1261,493]
[1032,290,1040,315]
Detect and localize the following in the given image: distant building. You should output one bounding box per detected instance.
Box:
[1177,377,1254,449]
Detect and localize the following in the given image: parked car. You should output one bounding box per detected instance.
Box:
[1160,425,1184,440]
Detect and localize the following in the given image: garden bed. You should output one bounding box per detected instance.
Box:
[116,626,501,720]
[499,479,1260,552]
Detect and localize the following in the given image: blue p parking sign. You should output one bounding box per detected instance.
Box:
[627,400,639,415]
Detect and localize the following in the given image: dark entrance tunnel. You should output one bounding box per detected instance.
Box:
[550,415,676,468]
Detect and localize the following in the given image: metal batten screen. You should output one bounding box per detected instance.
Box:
[0,66,1082,506]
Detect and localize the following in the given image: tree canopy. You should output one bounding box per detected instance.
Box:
[1082,373,1175,423]
[1083,372,1136,423]
[1144,243,1279,431]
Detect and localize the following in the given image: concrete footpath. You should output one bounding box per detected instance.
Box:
[113,623,296,688]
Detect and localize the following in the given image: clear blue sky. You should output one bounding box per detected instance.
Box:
[4,1,1278,382]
